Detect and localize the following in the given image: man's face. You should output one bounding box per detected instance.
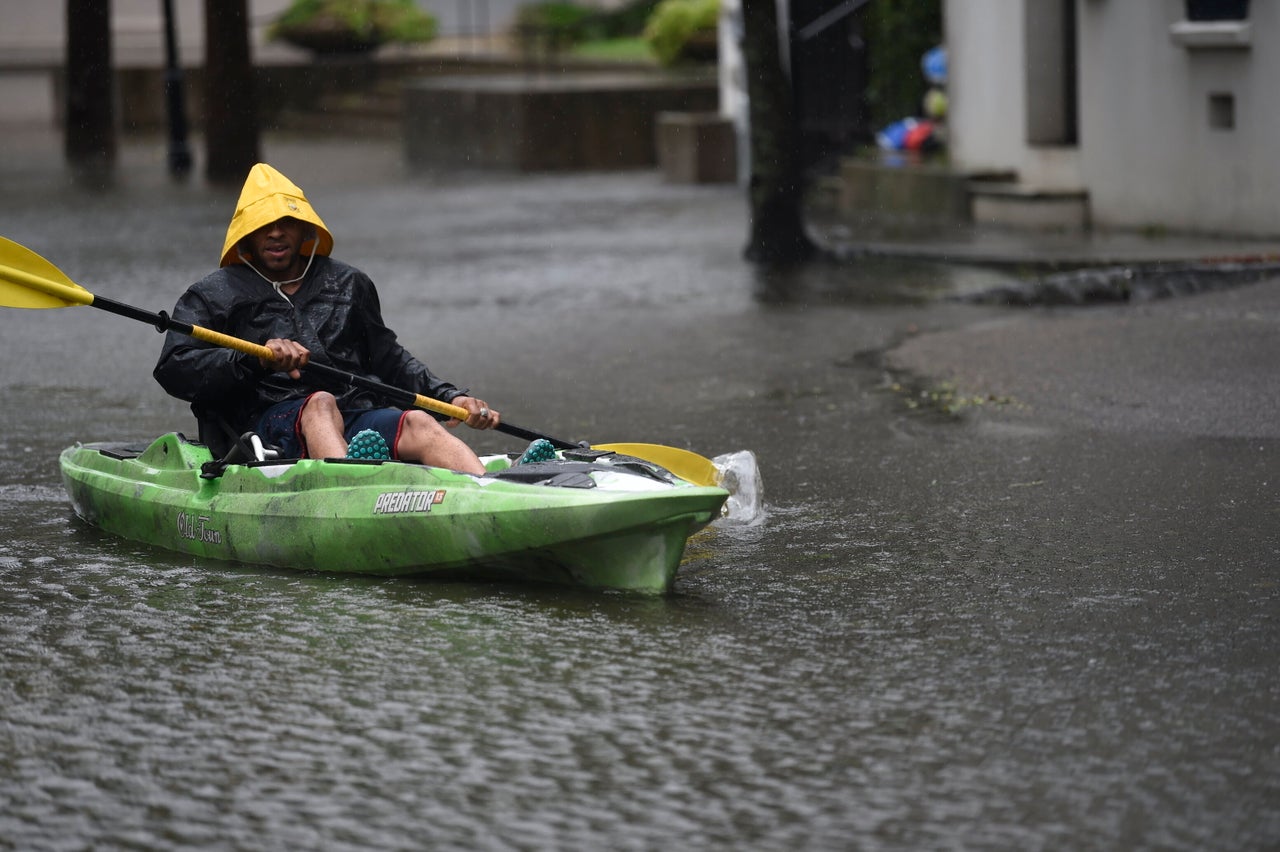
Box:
[244,217,308,277]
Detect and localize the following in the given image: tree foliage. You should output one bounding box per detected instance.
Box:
[644,0,718,65]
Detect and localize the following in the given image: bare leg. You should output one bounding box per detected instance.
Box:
[395,410,486,474]
[297,392,348,459]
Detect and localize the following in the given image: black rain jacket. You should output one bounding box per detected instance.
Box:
[153,257,464,453]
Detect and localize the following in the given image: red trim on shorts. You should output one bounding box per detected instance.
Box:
[295,392,322,459]
[393,410,410,460]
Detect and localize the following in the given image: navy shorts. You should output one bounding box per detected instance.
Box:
[256,394,408,459]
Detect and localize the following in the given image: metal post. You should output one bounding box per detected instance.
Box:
[162,0,193,177]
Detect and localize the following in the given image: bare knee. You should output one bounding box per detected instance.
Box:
[397,410,483,473]
[399,410,447,443]
[303,391,339,416]
[298,392,345,458]
[299,391,342,433]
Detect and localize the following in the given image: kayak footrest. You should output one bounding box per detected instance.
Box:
[487,462,598,489]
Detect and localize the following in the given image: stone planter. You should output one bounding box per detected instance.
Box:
[655,111,736,184]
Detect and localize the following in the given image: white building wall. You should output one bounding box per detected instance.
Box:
[943,0,1280,237]
[942,0,1028,175]
[1078,0,1280,235]
[942,0,1081,191]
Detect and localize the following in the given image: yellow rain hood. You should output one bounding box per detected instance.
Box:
[219,163,334,267]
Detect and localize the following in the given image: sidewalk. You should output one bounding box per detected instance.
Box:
[805,190,1280,305]
[813,216,1280,271]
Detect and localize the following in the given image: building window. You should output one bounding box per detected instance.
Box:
[1186,1,1249,20]
[1171,0,1252,49]
[1209,93,1235,130]
[1024,0,1078,146]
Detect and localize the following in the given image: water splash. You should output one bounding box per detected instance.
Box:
[712,450,765,526]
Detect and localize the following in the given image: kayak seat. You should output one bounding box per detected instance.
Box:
[193,404,284,460]
[200,432,281,479]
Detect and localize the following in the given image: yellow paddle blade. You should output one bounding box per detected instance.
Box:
[593,442,721,487]
[0,236,94,309]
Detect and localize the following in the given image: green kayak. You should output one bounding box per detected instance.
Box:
[59,433,730,592]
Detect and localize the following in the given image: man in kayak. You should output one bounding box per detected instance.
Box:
[154,163,518,475]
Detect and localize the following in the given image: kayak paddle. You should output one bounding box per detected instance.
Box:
[0,235,720,486]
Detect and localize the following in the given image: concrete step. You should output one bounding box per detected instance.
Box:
[837,156,975,226]
[970,181,1089,231]
[833,154,1090,232]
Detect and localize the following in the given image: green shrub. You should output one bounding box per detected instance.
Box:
[514,0,664,58]
[590,0,662,40]
[514,1,595,45]
[643,0,718,66]
[269,0,437,46]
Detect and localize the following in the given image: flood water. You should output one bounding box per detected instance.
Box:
[1,137,1276,850]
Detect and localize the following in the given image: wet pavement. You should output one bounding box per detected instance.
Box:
[1,130,1277,850]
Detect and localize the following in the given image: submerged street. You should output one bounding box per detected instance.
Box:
[0,133,1277,849]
